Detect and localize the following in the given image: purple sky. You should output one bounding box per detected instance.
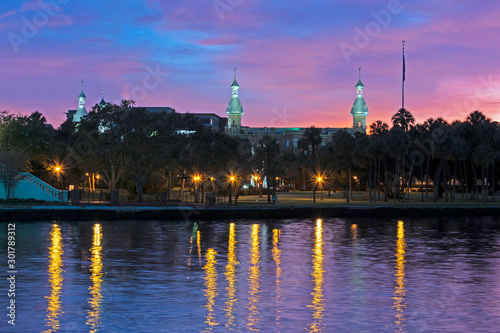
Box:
[1,0,500,128]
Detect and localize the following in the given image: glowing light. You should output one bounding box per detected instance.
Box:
[96,175,100,180]
[393,221,407,332]
[197,230,202,264]
[230,176,235,182]
[55,167,61,173]
[317,177,322,182]
[273,229,282,328]
[247,224,261,330]
[86,224,103,333]
[351,224,358,241]
[308,219,325,332]
[203,248,219,330]
[224,223,238,329]
[43,224,64,333]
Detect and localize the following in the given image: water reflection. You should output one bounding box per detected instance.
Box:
[308,219,325,332]
[224,223,238,329]
[272,228,282,328]
[197,229,202,264]
[203,248,219,331]
[350,224,358,241]
[43,224,64,333]
[86,224,104,332]
[393,221,407,332]
[247,224,261,330]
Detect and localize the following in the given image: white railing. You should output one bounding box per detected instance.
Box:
[0,166,66,201]
[17,172,61,201]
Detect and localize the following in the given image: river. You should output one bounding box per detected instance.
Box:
[1,216,500,332]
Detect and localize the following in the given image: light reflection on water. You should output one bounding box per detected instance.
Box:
[86,224,104,333]
[393,220,407,333]
[3,217,500,332]
[247,224,261,331]
[42,224,63,333]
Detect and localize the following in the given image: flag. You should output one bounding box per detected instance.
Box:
[403,52,406,82]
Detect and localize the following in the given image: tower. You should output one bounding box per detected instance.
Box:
[226,67,244,134]
[98,87,106,109]
[350,68,369,133]
[73,79,88,123]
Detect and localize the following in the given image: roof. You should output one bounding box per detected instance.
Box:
[78,91,86,99]
[226,96,244,116]
[231,79,239,88]
[351,96,369,116]
[355,78,364,88]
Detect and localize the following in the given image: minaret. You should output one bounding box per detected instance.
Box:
[350,67,369,133]
[98,87,106,108]
[73,79,88,123]
[225,67,244,135]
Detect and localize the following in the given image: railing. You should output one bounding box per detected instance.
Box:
[18,172,61,201]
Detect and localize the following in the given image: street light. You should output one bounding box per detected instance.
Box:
[350,176,358,202]
[97,175,103,202]
[229,175,236,204]
[313,176,323,203]
[193,174,201,203]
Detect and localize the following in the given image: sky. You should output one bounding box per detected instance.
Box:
[1,0,500,128]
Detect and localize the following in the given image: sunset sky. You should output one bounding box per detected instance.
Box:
[1,0,500,128]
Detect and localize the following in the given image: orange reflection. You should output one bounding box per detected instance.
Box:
[393,221,407,332]
[273,229,282,327]
[197,230,202,264]
[86,224,103,332]
[204,248,219,330]
[308,219,325,332]
[224,223,238,329]
[351,224,358,241]
[43,224,64,333]
[247,224,261,330]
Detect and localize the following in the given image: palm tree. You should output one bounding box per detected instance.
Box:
[391,108,415,132]
[386,126,410,203]
[331,130,355,203]
[369,120,389,136]
[303,126,322,160]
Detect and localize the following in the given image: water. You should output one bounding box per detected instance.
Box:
[1,217,500,332]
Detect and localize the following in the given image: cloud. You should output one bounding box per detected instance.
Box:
[0,9,16,18]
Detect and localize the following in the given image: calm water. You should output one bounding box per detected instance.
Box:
[1,217,500,332]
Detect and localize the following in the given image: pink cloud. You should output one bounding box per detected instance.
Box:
[0,10,16,18]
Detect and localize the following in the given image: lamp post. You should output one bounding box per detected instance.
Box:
[97,175,102,203]
[314,176,322,203]
[253,175,262,198]
[193,175,201,203]
[229,176,235,205]
[350,176,357,202]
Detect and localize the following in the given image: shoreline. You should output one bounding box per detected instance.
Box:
[2,205,500,222]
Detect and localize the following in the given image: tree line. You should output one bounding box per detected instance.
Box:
[1,102,499,203]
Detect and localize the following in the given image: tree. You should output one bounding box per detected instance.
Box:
[302,126,322,160]
[331,131,355,203]
[253,136,281,203]
[391,108,415,132]
[0,150,28,199]
[386,126,410,203]
[119,108,191,202]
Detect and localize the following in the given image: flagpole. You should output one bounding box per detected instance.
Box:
[402,40,405,110]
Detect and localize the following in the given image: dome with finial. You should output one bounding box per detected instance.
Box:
[351,68,369,116]
[226,67,244,116]
[98,87,106,107]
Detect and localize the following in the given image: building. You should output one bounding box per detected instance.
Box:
[65,69,368,138]
[223,68,369,147]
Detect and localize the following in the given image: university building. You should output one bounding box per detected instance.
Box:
[66,69,369,142]
[223,68,369,148]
